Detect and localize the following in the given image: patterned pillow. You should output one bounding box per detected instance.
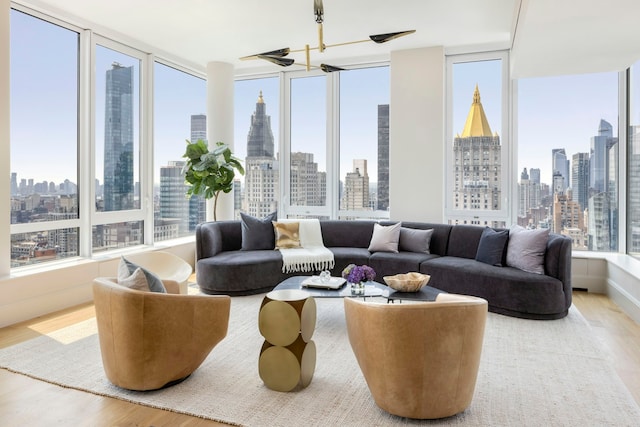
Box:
[273,221,302,249]
[117,256,167,293]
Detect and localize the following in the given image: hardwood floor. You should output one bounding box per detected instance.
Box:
[0,291,639,426]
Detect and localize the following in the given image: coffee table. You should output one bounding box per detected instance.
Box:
[273,276,444,302]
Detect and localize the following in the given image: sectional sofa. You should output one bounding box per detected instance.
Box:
[195,220,572,320]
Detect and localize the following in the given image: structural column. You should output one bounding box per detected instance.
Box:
[206,61,235,221]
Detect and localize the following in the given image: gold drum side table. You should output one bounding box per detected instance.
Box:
[258,289,316,391]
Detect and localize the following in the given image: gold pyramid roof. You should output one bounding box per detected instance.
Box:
[460,84,493,137]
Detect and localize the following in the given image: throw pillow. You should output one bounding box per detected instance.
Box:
[368,222,402,253]
[118,256,167,293]
[475,227,509,267]
[240,211,277,250]
[506,225,549,274]
[273,221,302,249]
[399,227,433,254]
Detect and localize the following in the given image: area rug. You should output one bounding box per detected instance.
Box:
[1,295,639,426]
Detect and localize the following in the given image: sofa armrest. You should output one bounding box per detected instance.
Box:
[196,221,242,261]
[545,233,572,307]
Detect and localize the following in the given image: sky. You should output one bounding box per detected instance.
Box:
[7,8,629,192]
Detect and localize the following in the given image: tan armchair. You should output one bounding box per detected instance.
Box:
[92,277,231,391]
[344,293,488,419]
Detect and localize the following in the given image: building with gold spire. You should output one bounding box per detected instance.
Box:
[451,85,502,224]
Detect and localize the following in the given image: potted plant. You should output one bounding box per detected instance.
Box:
[182,139,245,221]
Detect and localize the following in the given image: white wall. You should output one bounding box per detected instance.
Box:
[389,47,445,222]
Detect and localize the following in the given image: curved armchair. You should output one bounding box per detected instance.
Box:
[124,251,193,294]
[344,294,488,419]
[92,277,230,391]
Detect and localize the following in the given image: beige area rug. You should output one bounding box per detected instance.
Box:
[1,293,640,427]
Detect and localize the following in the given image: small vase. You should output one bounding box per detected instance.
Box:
[350,281,365,295]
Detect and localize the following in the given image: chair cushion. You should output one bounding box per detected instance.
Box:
[240,211,277,250]
[118,256,166,293]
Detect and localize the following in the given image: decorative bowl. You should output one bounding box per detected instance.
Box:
[383,272,431,292]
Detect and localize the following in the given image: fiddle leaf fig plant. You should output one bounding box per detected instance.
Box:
[182,139,245,221]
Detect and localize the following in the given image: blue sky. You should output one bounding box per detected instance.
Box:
[9,8,625,191]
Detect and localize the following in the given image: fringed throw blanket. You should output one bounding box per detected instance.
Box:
[278,219,335,273]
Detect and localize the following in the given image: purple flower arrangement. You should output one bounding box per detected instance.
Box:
[341,264,376,284]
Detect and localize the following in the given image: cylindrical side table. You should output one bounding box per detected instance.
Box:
[258,289,316,392]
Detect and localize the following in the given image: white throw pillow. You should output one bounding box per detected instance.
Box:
[368,222,402,253]
[506,225,549,274]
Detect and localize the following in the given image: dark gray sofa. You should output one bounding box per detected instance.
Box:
[195,220,572,320]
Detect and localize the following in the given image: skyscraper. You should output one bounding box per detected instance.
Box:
[377,104,389,211]
[189,114,206,229]
[245,92,279,218]
[247,91,275,158]
[572,152,590,211]
[452,85,501,225]
[343,159,370,210]
[103,62,134,211]
[590,119,614,193]
[551,148,569,193]
[159,160,189,234]
[190,114,206,143]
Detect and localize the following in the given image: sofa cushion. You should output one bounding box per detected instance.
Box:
[118,256,166,293]
[329,247,372,273]
[399,227,433,254]
[475,227,509,266]
[369,251,438,280]
[320,221,376,248]
[420,256,566,317]
[368,222,401,253]
[240,211,277,251]
[446,225,485,259]
[506,225,549,274]
[273,221,301,249]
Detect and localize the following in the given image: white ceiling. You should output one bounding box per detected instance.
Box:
[20,0,640,77]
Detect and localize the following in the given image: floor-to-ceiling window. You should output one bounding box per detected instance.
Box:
[153,61,206,240]
[286,73,328,218]
[9,9,80,267]
[628,63,640,257]
[338,66,390,220]
[445,52,509,228]
[518,72,619,252]
[234,76,280,219]
[92,40,145,253]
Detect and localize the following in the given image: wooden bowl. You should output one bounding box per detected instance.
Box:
[383,272,431,292]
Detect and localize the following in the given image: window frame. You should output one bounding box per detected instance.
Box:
[444,50,512,226]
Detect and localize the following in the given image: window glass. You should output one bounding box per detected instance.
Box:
[9,9,80,266]
[94,45,140,212]
[338,66,390,219]
[447,57,506,228]
[518,72,618,251]
[628,64,640,256]
[290,76,327,209]
[92,221,144,253]
[234,77,279,219]
[153,62,206,240]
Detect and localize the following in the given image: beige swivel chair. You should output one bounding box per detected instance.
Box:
[344,293,488,419]
[92,277,230,391]
[124,251,193,294]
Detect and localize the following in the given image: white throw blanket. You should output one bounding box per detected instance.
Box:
[278,219,335,273]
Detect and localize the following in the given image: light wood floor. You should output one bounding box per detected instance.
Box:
[1,291,639,426]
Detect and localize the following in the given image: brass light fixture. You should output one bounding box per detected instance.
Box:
[240,0,415,73]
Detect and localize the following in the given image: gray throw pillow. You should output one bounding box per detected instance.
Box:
[240,211,277,250]
[475,227,509,266]
[368,222,401,253]
[506,225,549,274]
[399,227,433,254]
[119,256,167,293]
